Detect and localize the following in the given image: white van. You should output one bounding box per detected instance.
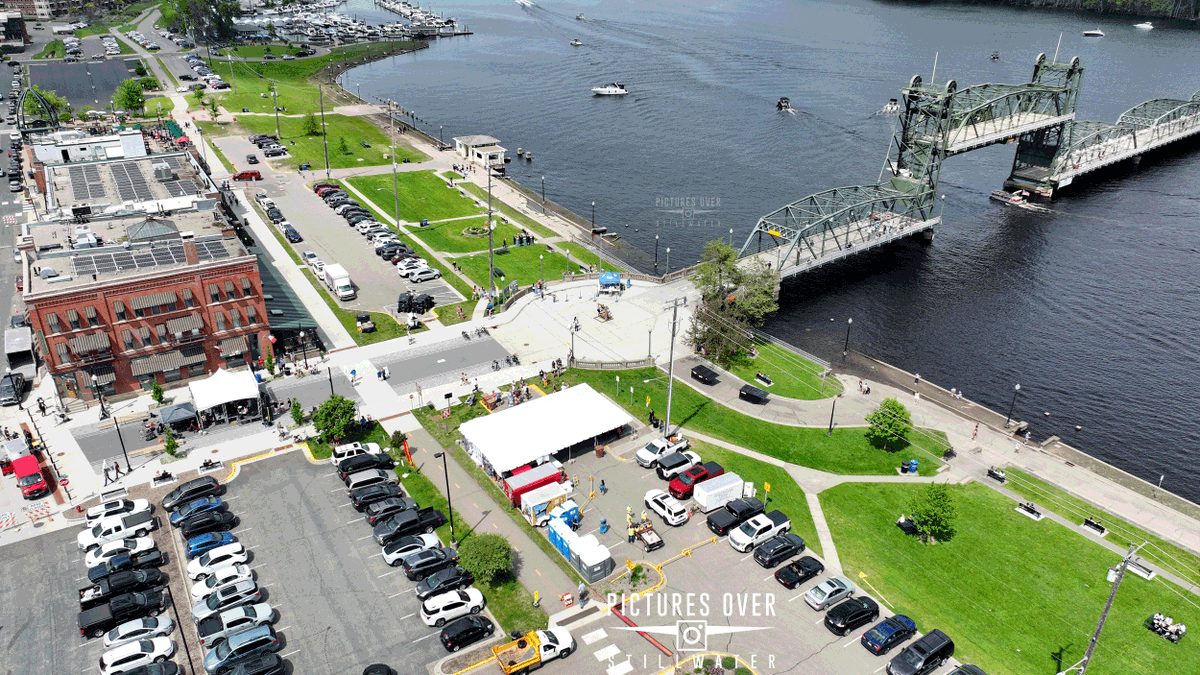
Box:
[344,468,394,495]
[330,441,383,466]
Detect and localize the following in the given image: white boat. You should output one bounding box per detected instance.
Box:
[576,13,586,20]
[1082,28,1104,37]
[1134,22,1153,30]
[591,82,627,96]
[570,39,582,46]
[989,189,1050,212]
[776,97,794,112]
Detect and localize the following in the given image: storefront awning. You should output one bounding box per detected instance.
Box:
[130,291,178,311]
[189,368,260,412]
[166,313,204,334]
[130,344,206,376]
[218,335,249,357]
[68,331,111,353]
[86,364,116,385]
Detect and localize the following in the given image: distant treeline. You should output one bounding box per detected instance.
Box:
[895,0,1199,21]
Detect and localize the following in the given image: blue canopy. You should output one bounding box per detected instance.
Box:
[598,272,621,287]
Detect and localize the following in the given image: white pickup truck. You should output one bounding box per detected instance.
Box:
[635,435,690,468]
[728,510,791,552]
[78,511,159,551]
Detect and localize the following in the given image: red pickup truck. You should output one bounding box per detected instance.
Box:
[669,461,724,500]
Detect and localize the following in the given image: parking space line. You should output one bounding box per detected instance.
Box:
[277,626,291,632]
[261,583,275,588]
[231,528,254,535]
[412,633,436,643]
[790,593,805,602]
[378,569,401,577]
[339,503,354,508]
[399,612,415,620]
[357,535,374,541]
[346,519,362,525]
[223,495,241,501]
[740,553,754,561]
[331,487,345,493]
[369,552,383,558]
[843,639,857,648]
[874,666,886,673]
[281,649,301,658]
[389,590,409,598]
[814,618,823,624]
[763,575,773,581]
[326,472,339,477]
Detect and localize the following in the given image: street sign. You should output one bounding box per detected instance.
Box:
[764,482,771,492]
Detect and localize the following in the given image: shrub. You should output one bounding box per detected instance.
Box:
[458,533,513,584]
[151,382,164,403]
[722,657,736,670]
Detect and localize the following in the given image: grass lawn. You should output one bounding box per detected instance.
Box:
[457,182,556,239]
[821,482,1199,675]
[347,172,482,223]
[36,40,64,59]
[408,216,523,254]
[480,576,548,634]
[725,339,841,400]
[432,298,477,326]
[195,120,233,137]
[223,45,302,59]
[157,60,179,88]
[1003,468,1200,588]
[456,244,574,289]
[113,36,136,55]
[558,367,944,476]
[690,440,822,559]
[442,171,462,180]
[209,42,420,115]
[558,240,604,273]
[233,114,427,170]
[307,179,473,300]
[301,269,418,346]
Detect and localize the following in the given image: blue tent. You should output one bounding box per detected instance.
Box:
[598,272,621,288]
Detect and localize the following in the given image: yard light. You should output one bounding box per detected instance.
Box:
[843,318,853,358]
[433,452,457,545]
[1005,384,1021,428]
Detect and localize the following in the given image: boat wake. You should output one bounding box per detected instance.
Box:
[514,0,536,7]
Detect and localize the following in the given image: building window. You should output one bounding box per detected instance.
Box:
[209,284,221,303]
[84,306,98,326]
[66,308,80,330]
[156,324,167,341]
[54,342,69,365]
[160,301,176,314]
[246,305,258,324]
[163,368,183,383]
[214,311,227,332]
[182,288,195,308]
[241,278,254,296]
[122,330,134,351]
[230,308,242,328]
[139,326,152,345]
[225,280,238,299]
[46,312,60,333]
[113,301,127,321]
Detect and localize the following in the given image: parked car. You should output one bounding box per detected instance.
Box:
[753,533,806,568]
[88,550,167,584]
[410,268,442,283]
[190,564,254,602]
[224,654,283,675]
[186,544,248,580]
[350,483,404,511]
[774,556,824,589]
[415,566,474,601]
[420,587,485,627]
[169,497,225,527]
[266,209,284,223]
[86,538,156,569]
[99,637,175,675]
[373,507,447,545]
[803,576,855,611]
[186,532,237,559]
[87,499,151,526]
[338,452,396,479]
[439,615,494,652]
[402,547,459,581]
[644,489,689,526]
[232,171,262,181]
[364,497,418,526]
[162,477,221,512]
[885,629,954,675]
[245,154,258,164]
[706,498,765,537]
[203,624,280,674]
[381,533,440,567]
[824,596,880,635]
[191,581,261,622]
[196,603,275,649]
[283,226,302,243]
[655,450,701,480]
[104,616,175,650]
[180,511,237,540]
[263,146,286,157]
[861,615,918,655]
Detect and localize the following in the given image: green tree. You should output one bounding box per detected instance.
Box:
[162,428,178,456]
[337,136,350,155]
[301,112,320,136]
[264,347,275,375]
[313,395,357,442]
[207,97,218,117]
[290,398,304,426]
[458,533,513,584]
[113,79,145,114]
[864,397,911,452]
[139,77,159,91]
[192,86,205,104]
[389,430,407,451]
[134,62,147,77]
[685,240,778,367]
[906,482,958,543]
[151,381,164,404]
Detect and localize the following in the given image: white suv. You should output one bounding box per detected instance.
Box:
[99,637,175,675]
[420,587,486,627]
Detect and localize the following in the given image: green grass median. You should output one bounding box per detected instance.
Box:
[725,339,841,400]
[347,171,482,223]
[456,182,555,238]
[234,114,427,170]
[821,481,1198,675]
[559,367,943,476]
[456,244,574,289]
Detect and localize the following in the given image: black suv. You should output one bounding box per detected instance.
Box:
[824,596,879,635]
[402,547,458,581]
[180,511,237,539]
[886,629,954,675]
[364,497,418,526]
[439,615,494,653]
[351,483,404,512]
[163,477,221,511]
[415,566,473,601]
[753,533,806,568]
[337,453,396,479]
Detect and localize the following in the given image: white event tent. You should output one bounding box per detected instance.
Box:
[460,383,633,475]
[189,368,261,412]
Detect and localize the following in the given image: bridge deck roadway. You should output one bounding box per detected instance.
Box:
[1050,110,1200,186]
[740,213,938,279]
[933,112,1075,156]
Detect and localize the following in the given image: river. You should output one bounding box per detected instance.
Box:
[334,0,1200,504]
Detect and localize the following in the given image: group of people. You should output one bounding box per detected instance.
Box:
[1152,613,1187,642]
[597,303,612,321]
[452,163,475,176]
[101,459,125,486]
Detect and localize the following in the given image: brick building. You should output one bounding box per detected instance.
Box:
[21,152,270,401]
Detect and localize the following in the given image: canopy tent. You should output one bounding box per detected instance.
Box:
[189,368,260,412]
[460,383,633,475]
[598,272,621,287]
[156,402,197,425]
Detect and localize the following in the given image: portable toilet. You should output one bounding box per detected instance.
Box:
[578,543,615,583]
[570,534,598,569]
[549,499,580,527]
[548,518,569,557]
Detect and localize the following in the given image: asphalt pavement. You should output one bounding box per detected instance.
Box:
[374,335,512,399]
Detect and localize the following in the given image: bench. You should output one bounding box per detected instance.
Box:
[755,372,774,386]
[151,474,177,487]
[197,460,224,475]
[986,468,1006,484]
[896,516,920,535]
[1082,517,1107,536]
[1016,502,1044,521]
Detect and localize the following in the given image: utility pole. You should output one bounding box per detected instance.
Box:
[1057,543,1144,675]
[227,48,236,94]
[319,84,330,180]
[662,297,687,438]
[390,102,398,227]
[487,167,495,300]
[271,83,281,139]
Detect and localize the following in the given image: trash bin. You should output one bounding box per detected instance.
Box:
[910,459,919,474]
[901,460,911,474]
[420,218,429,227]
[599,518,609,534]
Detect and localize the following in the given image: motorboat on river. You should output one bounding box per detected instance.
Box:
[592,82,627,95]
[1083,28,1104,37]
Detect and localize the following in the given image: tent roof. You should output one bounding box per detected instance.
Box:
[156,401,197,424]
[189,368,260,411]
[460,383,633,474]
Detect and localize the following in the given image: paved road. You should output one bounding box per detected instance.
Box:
[375,335,511,397]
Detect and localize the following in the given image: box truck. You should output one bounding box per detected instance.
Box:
[692,472,745,513]
[322,263,356,300]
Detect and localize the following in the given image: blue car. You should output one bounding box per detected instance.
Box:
[860,614,917,655]
[170,496,225,527]
[186,531,237,559]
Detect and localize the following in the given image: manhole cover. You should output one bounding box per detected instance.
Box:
[211,449,219,454]
[57,452,65,457]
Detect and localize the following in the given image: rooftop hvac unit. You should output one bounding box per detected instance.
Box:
[152,163,175,181]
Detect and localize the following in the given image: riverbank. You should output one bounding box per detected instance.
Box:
[911,0,1199,22]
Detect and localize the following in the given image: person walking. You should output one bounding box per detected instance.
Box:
[37,397,46,416]
[599,479,607,495]
[972,423,979,441]
[102,459,111,485]
[627,524,636,544]
[113,460,123,478]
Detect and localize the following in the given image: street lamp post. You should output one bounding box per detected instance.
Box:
[1005,384,1021,427]
[827,397,837,436]
[654,235,659,268]
[433,452,457,545]
[439,125,443,147]
[299,331,309,369]
[843,318,853,357]
[90,373,108,419]
[539,254,544,285]
[328,367,335,397]
[93,374,131,474]
[665,247,671,272]
[541,176,545,204]
[729,228,734,246]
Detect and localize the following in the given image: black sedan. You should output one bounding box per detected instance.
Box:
[364,497,418,526]
[266,209,284,223]
[753,532,806,568]
[338,453,396,480]
[860,615,918,655]
[163,477,221,511]
[416,566,474,601]
[180,511,237,540]
[824,596,880,636]
[774,556,824,589]
[439,615,494,653]
[402,547,458,581]
[351,483,404,512]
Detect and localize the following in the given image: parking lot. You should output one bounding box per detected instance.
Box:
[236,165,463,315]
